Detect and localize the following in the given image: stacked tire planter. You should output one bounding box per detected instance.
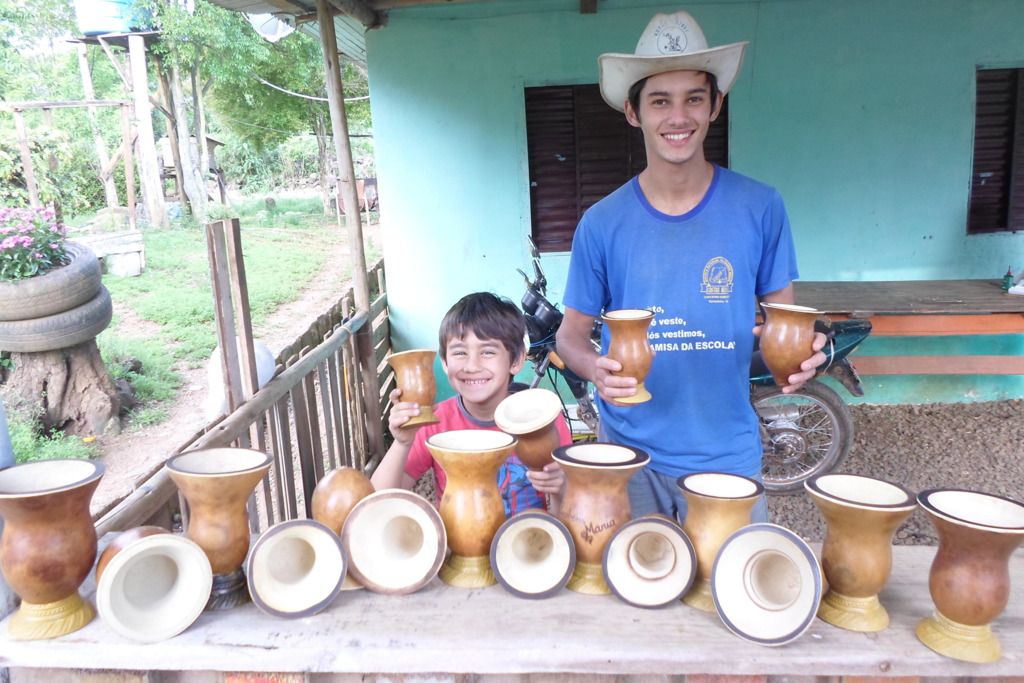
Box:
[0,242,113,353]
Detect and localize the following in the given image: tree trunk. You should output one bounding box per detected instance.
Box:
[3,340,121,437]
[77,45,120,208]
[314,111,332,215]
[155,56,185,205]
[169,63,208,223]
[191,65,211,204]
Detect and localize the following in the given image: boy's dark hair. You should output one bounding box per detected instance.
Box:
[627,70,721,122]
[439,292,526,361]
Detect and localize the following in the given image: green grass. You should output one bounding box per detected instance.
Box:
[88,196,375,434]
[1,197,372,460]
[101,215,344,362]
[5,401,97,464]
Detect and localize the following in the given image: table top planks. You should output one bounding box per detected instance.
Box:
[1,544,1023,678]
[795,279,1024,316]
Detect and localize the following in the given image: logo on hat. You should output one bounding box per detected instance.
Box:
[652,17,692,55]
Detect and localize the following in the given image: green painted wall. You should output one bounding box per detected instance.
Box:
[366,0,1024,403]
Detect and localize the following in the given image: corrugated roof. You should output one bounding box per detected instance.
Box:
[206,0,368,65]
[298,14,366,65]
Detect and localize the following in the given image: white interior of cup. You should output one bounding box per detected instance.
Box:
[603,518,695,608]
[761,303,820,314]
[602,309,654,320]
[344,492,445,593]
[813,474,914,508]
[628,531,677,580]
[426,430,515,452]
[0,459,102,495]
[925,489,1024,530]
[562,443,637,465]
[96,535,212,642]
[682,472,759,499]
[742,549,802,611]
[387,348,435,362]
[494,389,561,434]
[712,524,821,646]
[249,522,345,616]
[492,515,573,596]
[169,448,270,475]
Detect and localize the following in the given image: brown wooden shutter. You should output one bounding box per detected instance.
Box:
[526,84,729,252]
[968,68,1023,234]
[1010,70,1024,231]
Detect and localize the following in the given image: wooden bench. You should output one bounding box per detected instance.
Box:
[795,279,1024,376]
[1,544,1022,680]
[74,230,145,278]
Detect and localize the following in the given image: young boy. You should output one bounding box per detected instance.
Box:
[371,292,570,515]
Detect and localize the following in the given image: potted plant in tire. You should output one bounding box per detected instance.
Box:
[0,206,119,436]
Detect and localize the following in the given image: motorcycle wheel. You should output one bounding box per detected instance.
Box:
[751,379,854,495]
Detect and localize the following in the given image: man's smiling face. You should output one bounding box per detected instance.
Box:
[625,69,721,170]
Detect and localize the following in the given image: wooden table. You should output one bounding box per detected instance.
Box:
[1,545,1022,680]
[795,280,1024,376]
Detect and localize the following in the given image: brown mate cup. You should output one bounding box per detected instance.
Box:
[386,349,441,426]
[601,309,655,404]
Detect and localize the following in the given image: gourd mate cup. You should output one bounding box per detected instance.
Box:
[426,430,518,588]
[805,473,916,632]
[0,459,104,639]
[678,472,762,612]
[552,443,649,594]
[759,303,820,388]
[601,309,655,404]
[95,526,211,642]
[916,488,1024,663]
[165,447,273,610]
[493,387,563,471]
[312,466,375,589]
[386,349,440,426]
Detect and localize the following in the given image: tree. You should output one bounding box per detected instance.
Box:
[208,29,371,213]
[132,0,272,222]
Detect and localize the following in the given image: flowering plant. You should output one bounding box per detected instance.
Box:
[0,206,68,282]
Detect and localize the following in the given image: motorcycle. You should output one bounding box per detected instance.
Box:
[517,240,872,495]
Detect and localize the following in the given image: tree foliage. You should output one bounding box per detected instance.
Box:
[0,0,374,213]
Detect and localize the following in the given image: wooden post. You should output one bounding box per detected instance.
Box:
[120,103,137,231]
[40,109,57,174]
[12,110,40,207]
[316,0,385,462]
[127,33,168,228]
[154,57,185,203]
[77,43,120,208]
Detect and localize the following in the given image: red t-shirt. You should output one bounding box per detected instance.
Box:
[405,396,573,515]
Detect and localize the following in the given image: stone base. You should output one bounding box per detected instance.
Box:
[206,569,250,611]
[682,577,716,613]
[439,554,496,588]
[9,593,94,640]
[818,590,889,632]
[566,561,609,595]
[917,610,1002,663]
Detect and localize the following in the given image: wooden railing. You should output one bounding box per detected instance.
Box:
[94,258,392,537]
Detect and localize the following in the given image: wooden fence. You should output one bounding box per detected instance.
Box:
[94,258,393,538]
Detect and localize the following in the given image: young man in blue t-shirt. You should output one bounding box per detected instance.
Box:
[556,11,827,522]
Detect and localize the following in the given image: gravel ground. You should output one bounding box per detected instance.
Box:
[768,399,1024,545]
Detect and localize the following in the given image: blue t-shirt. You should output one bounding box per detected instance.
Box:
[562,165,798,479]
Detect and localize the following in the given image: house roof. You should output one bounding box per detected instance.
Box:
[205,0,371,64]
[203,0,600,67]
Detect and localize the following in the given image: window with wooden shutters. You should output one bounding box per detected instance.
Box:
[525,83,729,252]
[968,68,1024,234]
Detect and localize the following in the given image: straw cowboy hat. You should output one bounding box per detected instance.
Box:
[599,11,748,112]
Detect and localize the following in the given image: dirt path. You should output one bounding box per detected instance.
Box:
[90,220,382,517]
